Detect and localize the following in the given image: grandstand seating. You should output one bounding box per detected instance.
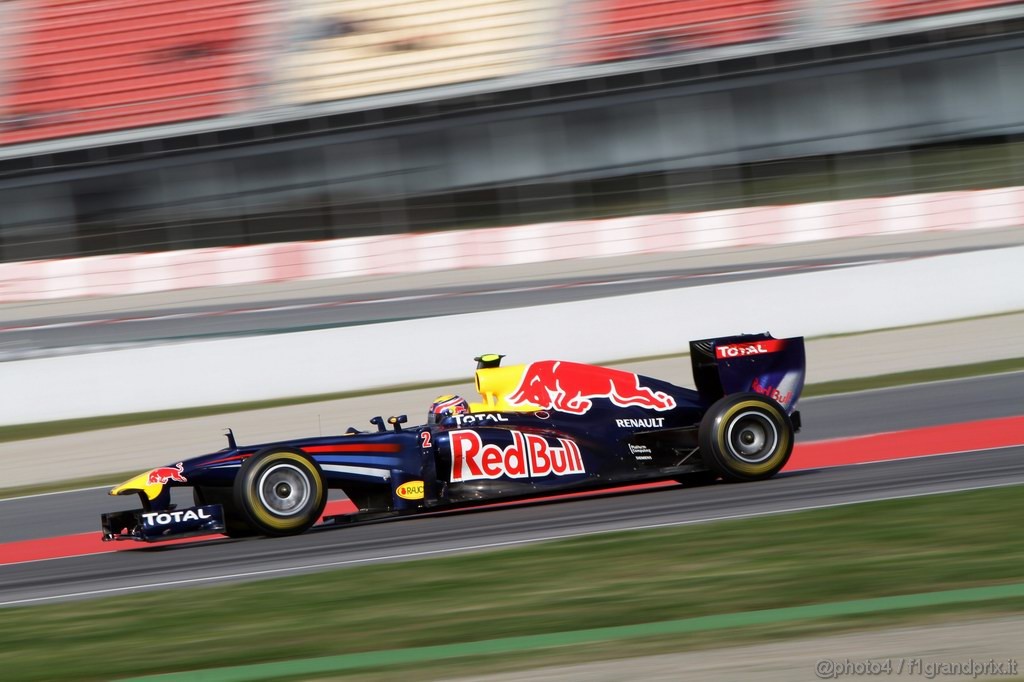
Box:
[869,0,1023,22]
[276,0,554,104]
[3,0,1021,146]
[563,0,790,64]
[1,0,271,145]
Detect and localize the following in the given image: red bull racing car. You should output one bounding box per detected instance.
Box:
[102,333,805,542]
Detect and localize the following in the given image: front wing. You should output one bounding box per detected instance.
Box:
[101,504,225,542]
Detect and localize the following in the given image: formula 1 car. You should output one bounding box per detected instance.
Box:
[101,333,805,542]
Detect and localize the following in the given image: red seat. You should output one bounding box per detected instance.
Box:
[565,0,789,64]
[870,0,1020,22]
[1,0,272,144]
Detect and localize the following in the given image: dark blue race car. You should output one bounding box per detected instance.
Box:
[101,333,805,542]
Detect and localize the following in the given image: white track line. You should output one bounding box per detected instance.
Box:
[0,485,112,503]
[0,262,838,335]
[2,477,1021,607]
[802,368,1024,401]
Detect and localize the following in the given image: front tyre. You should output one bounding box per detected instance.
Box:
[193,485,256,538]
[234,448,327,537]
[698,393,793,482]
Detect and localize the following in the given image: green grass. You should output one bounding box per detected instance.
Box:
[1,486,1023,681]
[802,356,1024,397]
[0,473,134,499]
[0,378,462,445]
[286,600,1024,682]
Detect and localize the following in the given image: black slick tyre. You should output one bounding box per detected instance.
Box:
[698,393,793,482]
[233,448,328,537]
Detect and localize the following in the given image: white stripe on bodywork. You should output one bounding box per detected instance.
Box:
[320,464,391,480]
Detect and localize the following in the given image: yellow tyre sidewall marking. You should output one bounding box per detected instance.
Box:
[245,452,324,530]
[715,400,790,477]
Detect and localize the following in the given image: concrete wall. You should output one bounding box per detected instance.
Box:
[1,244,1020,426]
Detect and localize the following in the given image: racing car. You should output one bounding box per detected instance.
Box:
[101,332,805,542]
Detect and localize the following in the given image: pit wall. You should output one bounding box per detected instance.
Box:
[0,244,1020,426]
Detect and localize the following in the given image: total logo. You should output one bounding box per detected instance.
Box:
[450,430,585,482]
[142,508,213,526]
[453,413,509,426]
[396,481,425,500]
[715,339,784,359]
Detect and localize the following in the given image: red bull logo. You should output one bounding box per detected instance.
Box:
[147,462,187,485]
[450,430,585,482]
[508,361,676,415]
[751,377,793,406]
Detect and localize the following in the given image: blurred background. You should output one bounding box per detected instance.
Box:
[2,0,1024,263]
[2,6,1024,680]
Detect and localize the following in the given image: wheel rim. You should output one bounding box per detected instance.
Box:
[256,463,311,517]
[725,410,778,464]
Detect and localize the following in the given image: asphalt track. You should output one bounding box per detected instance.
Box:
[1,373,1022,607]
[0,250,979,360]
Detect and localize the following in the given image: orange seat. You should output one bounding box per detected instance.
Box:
[564,0,788,64]
[869,0,1019,22]
[1,0,271,144]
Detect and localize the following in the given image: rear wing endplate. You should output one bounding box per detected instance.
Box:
[689,333,806,413]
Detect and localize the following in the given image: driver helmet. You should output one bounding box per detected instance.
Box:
[429,394,469,424]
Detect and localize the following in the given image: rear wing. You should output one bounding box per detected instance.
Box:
[689,333,806,414]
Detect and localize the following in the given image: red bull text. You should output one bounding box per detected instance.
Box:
[751,377,793,406]
[508,361,676,415]
[147,462,187,485]
[450,430,585,482]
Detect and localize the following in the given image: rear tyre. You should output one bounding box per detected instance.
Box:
[193,486,256,538]
[698,393,793,482]
[233,448,327,537]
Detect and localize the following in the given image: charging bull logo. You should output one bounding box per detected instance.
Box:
[508,361,676,415]
[147,462,187,485]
